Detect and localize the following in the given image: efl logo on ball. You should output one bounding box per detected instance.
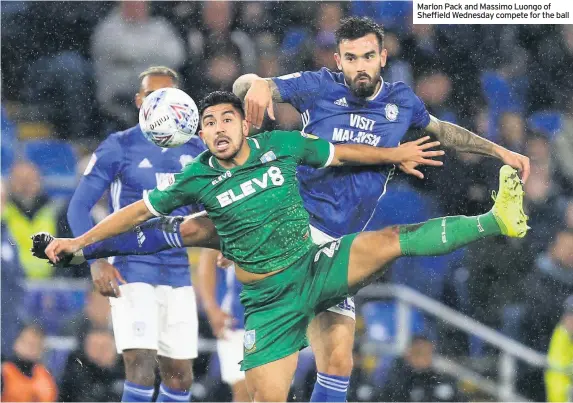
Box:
[139,87,199,148]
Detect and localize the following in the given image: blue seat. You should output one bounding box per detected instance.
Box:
[350,1,410,33]
[24,287,87,335]
[23,140,77,197]
[528,110,563,140]
[281,28,309,55]
[361,301,427,345]
[1,106,17,174]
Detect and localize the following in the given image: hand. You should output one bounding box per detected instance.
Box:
[216,252,234,269]
[205,305,235,339]
[45,237,84,264]
[90,259,126,298]
[394,136,445,168]
[498,149,530,183]
[398,160,427,179]
[244,78,275,129]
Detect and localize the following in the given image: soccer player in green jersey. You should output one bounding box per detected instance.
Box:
[43,91,528,402]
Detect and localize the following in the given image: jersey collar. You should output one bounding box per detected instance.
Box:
[209,138,259,171]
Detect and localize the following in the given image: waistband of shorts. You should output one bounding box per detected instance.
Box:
[241,258,304,291]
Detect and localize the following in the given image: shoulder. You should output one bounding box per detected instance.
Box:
[102,125,141,149]
[384,81,416,98]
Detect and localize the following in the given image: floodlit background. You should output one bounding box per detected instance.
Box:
[2,1,573,401]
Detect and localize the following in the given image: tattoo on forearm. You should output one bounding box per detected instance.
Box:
[434,119,498,157]
[266,79,284,103]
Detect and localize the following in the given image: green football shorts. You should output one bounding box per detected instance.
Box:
[239,233,358,371]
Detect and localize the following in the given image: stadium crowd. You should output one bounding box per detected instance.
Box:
[1,1,573,401]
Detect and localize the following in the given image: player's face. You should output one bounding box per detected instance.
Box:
[135,75,176,109]
[335,33,387,98]
[199,104,249,161]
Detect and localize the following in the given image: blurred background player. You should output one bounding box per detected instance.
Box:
[197,249,248,402]
[66,66,205,402]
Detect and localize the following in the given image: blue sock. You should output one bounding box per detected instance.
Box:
[83,216,184,262]
[310,372,349,402]
[156,383,191,402]
[121,381,154,402]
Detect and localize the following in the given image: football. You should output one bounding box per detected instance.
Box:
[139,87,199,148]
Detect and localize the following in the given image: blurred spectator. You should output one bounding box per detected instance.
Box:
[1,324,57,402]
[309,32,338,71]
[3,161,64,279]
[414,71,456,122]
[59,328,123,402]
[187,2,255,72]
[520,229,573,352]
[91,0,185,126]
[382,30,414,87]
[498,112,526,153]
[552,97,573,196]
[523,135,562,253]
[401,24,440,79]
[1,180,26,355]
[377,336,461,402]
[191,53,242,101]
[61,291,112,343]
[545,295,573,402]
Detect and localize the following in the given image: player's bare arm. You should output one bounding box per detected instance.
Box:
[45,200,153,263]
[425,115,530,182]
[197,248,234,339]
[233,74,283,128]
[331,136,444,172]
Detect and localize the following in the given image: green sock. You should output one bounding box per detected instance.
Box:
[399,211,501,256]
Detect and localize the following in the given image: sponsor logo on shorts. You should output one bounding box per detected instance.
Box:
[244,330,256,353]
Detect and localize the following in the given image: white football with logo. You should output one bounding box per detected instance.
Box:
[139,87,199,148]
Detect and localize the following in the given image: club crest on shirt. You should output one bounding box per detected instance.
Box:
[385,103,399,122]
[244,330,256,352]
[260,151,277,164]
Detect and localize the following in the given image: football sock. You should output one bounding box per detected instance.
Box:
[399,212,500,256]
[83,216,184,262]
[310,373,349,402]
[121,381,154,402]
[156,383,191,402]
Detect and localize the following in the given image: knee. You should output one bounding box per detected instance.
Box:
[325,347,354,376]
[123,350,157,385]
[159,359,193,391]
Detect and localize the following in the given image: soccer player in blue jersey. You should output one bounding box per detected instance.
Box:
[32,17,530,402]
[196,249,248,402]
[67,66,205,403]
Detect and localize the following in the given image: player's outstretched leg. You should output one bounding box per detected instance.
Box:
[347,165,528,289]
[31,215,220,265]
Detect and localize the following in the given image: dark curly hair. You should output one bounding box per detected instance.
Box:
[335,16,385,51]
[199,91,245,122]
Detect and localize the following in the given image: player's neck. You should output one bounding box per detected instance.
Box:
[217,142,251,169]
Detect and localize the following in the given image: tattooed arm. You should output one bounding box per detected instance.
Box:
[233,74,283,103]
[424,115,531,181]
[233,74,284,128]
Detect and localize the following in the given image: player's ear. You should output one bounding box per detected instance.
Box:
[242,118,250,136]
[380,48,388,68]
[135,93,143,109]
[198,130,206,144]
[334,53,342,70]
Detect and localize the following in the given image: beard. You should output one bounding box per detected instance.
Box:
[345,70,382,98]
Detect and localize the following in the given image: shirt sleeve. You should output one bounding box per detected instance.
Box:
[67,135,122,238]
[274,131,334,168]
[410,92,431,129]
[143,165,200,216]
[271,70,323,112]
